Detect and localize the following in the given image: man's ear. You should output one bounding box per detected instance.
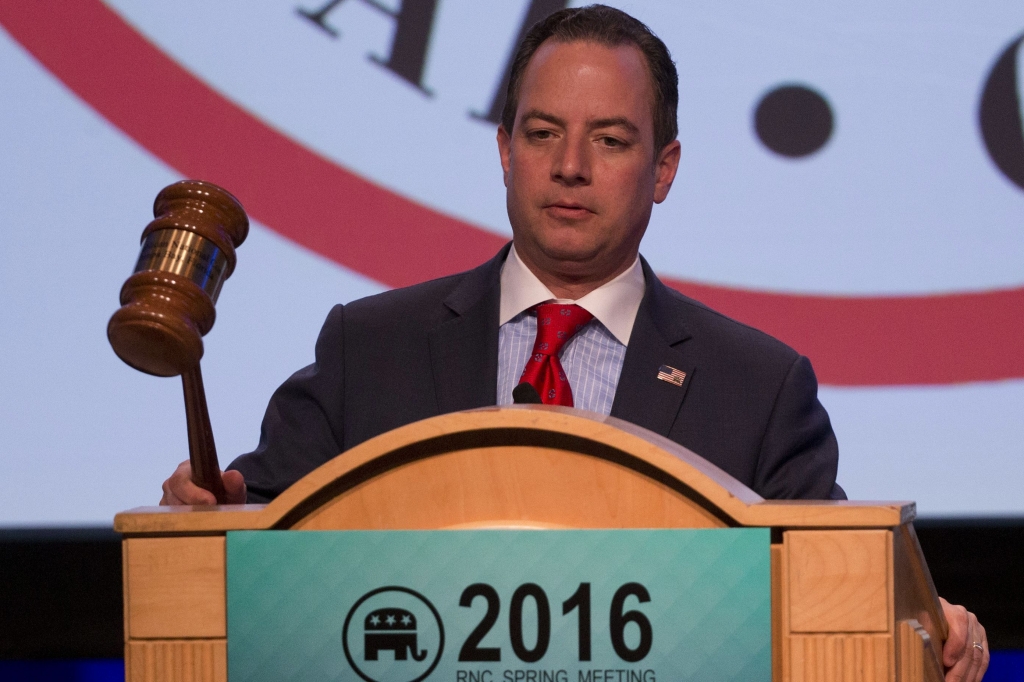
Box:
[497,125,512,187]
[653,139,681,204]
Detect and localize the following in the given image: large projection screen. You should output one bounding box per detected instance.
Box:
[1,1,1022,525]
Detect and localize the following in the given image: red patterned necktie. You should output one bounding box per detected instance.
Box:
[518,303,594,406]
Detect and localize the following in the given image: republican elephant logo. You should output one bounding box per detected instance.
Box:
[343,586,445,682]
[364,607,428,661]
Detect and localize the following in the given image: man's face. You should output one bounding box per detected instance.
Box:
[498,40,680,286]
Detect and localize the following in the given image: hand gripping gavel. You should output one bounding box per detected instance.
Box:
[108,180,249,504]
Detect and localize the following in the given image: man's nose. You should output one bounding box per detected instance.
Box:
[552,135,591,186]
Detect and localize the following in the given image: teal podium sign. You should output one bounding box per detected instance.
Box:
[226,529,770,682]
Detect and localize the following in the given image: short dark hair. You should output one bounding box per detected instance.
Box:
[500,4,679,153]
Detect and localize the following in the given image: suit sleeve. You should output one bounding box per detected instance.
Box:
[752,355,846,500]
[227,304,347,503]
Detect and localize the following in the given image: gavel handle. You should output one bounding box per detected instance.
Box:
[181,364,227,504]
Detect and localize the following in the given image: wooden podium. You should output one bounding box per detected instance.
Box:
[115,406,946,682]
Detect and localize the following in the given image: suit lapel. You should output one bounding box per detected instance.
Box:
[427,245,508,414]
[610,260,694,437]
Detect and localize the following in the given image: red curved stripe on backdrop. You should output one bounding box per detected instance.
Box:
[3,1,1023,386]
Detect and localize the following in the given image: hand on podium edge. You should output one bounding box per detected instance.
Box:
[160,459,247,505]
[941,596,988,682]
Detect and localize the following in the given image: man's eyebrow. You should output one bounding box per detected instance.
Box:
[589,117,640,135]
[519,109,566,127]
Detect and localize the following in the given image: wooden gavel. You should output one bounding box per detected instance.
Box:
[108,180,249,503]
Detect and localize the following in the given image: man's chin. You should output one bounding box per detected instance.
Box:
[536,247,624,283]
[514,231,630,279]
[535,243,601,269]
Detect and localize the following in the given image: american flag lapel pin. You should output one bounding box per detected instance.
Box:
[657,365,686,386]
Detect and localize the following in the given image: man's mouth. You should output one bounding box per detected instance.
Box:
[545,202,593,219]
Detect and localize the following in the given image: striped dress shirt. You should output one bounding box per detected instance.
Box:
[496,246,646,415]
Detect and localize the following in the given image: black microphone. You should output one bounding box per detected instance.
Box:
[512,382,542,404]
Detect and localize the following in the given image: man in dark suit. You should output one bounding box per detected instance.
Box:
[160,7,986,678]
[167,6,843,502]
[169,5,839,503]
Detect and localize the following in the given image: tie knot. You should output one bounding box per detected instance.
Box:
[533,303,593,356]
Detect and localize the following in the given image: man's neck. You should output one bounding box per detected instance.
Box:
[513,247,639,300]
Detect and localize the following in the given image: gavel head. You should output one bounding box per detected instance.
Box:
[108,180,248,377]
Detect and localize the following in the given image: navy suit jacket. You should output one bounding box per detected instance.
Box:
[229,244,842,503]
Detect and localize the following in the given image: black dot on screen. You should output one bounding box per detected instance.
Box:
[978,33,1024,191]
[754,85,835,158]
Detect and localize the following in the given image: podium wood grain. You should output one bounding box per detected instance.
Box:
[117,406,945,682]
[788,530,891,634]
[126,639,226,682]
[124,537,226,639]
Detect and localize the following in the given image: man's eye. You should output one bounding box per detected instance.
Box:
[600,136,624,147]
[528,129,553,140]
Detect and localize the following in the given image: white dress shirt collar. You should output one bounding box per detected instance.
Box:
[498,244,646,345]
